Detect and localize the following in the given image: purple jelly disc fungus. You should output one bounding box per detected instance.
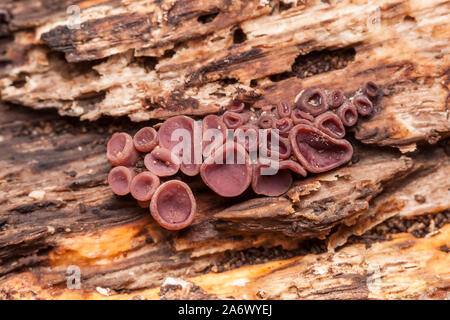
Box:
[326,89,345,109]
[202,114,226,153]
[259,130,291,160]
[133,127,158,153]
[258,114,274,129]
[130,171,160,202]
[295,86,328,116]
[277,101,292,118]
[336,101,358,127]
[251,163,293,197]
[274,117,293,137]
[144,147,180,177]
[279,160,307,176]
[200,143,252,197]
[107,132,139,167]
[223,111,248,129]
[158,115,195,151]
[158,115,198,174]
[362,81,379,99]
[291,109,314,124]
[225,100,246,113]
[234,124,259,152]
[180,163,201,176]
[314,111,346,139]
[289,124,353,173]
[150,180,196,230]
[108,166,135,196]
[353,94,374,116]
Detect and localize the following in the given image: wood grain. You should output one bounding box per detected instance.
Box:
[0,0,449,300]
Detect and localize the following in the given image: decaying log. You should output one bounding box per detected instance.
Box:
[0,0,449,151]
[0,0,449,300]
[1,225,448,300]
[0,100,448,297]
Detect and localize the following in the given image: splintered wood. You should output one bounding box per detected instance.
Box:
[0,0,449,300]
[0,0,449,150]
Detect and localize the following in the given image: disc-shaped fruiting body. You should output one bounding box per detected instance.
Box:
[289,124,353,173]
[202,114,226,156]
[353,94,374,116]
[295,86,328,116]
[130,171,160,201]
[158,116,195,151]
[225,100,246,113]
[150,180,196,230]
[314,111,346,139]
[144,147,180,177]
[291,109,314,124]
[133,127,158,152]
[108,166,135,196]
[223,111,249,129]
[362,81,379,99]
[277,101,292,118]
[107,132,139,166]
[259,130,291,160]
[200,143,252,197]
[326,89,345,109]
[251,160,306,197]
[336,102,358,127]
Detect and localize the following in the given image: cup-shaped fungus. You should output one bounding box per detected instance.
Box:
[158,116,195,151]
[258,114,274,129]
[295,86,328,116]
[133,127,158,153]
[180,163,201,176]
[326,89,345,109]
[259,130,291,160]
[225,100,246,113]
[353,94,374,116]
[251,163,293,197]
[158,115,199,174]
[200,143,252,197]
[234,124,259,152]
[291,109,314,124]
[107,132,139,167]
[202,114,226,154]
[279,159,307,176]
[106,82,381,229]
[251,160,306,196]
[144,147,180,177]
[108,166,135,196]
[289,124,353,173]
[277,101,292,118]
[362,81,379,99]
[130,171,160,201]
[150,180,196,230]
[314,111,346,139]
[274,118,293,137]
[223,111,248,129]
[336,102,358,127]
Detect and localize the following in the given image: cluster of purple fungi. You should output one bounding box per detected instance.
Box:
[107,82,380,230]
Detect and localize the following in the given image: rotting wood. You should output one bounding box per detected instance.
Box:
[1,226,448,300]
[0,0,449,300]
[0,0,449,151]
[0,102,448,296]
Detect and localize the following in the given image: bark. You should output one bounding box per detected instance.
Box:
[0,0,449,150]
[1,225,449,299]
[0,0,449,300]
